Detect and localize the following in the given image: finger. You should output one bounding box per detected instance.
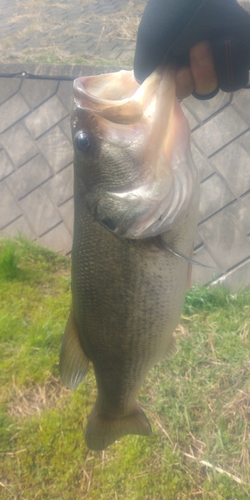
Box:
[175,66,194,98]
[190,41,218,97]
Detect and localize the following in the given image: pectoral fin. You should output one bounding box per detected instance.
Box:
[59,311,89,390]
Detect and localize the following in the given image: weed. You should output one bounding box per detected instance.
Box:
[0,240,20,281]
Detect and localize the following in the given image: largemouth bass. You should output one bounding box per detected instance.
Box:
[59,66,199,451]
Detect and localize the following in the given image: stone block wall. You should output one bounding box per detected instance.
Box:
[182,89,250,290]
[0,64,250,291]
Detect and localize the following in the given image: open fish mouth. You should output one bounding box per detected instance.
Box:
[72,67,198,239]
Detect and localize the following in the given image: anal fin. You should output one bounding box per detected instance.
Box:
[59,311,89,390]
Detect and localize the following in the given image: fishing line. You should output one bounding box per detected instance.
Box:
[164,245,215,269]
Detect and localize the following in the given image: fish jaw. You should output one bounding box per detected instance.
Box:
[71,66,198,238]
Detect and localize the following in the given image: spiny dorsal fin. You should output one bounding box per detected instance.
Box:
[59,311,89,390]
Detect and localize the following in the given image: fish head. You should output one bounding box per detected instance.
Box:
[71,67,198,238]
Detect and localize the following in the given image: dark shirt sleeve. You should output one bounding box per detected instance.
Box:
[134,0,250,92]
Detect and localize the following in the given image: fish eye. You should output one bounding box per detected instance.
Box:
[75,131,93,153]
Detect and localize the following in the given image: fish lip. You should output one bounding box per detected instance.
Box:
[73,70,140,109]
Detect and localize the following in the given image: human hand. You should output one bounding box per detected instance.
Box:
[175,40,218,99]
[134,0,250,99]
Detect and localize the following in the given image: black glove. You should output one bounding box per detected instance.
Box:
[134,0,250,93]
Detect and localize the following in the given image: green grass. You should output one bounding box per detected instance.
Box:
[0,237,250,499]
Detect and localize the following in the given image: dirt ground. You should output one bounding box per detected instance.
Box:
[0,0,147,66]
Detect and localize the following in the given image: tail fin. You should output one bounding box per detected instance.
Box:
[85,404,152,451]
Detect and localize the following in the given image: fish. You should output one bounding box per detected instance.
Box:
[59,66,199,451]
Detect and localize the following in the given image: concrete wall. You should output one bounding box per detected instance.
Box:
[0,64,250,291]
